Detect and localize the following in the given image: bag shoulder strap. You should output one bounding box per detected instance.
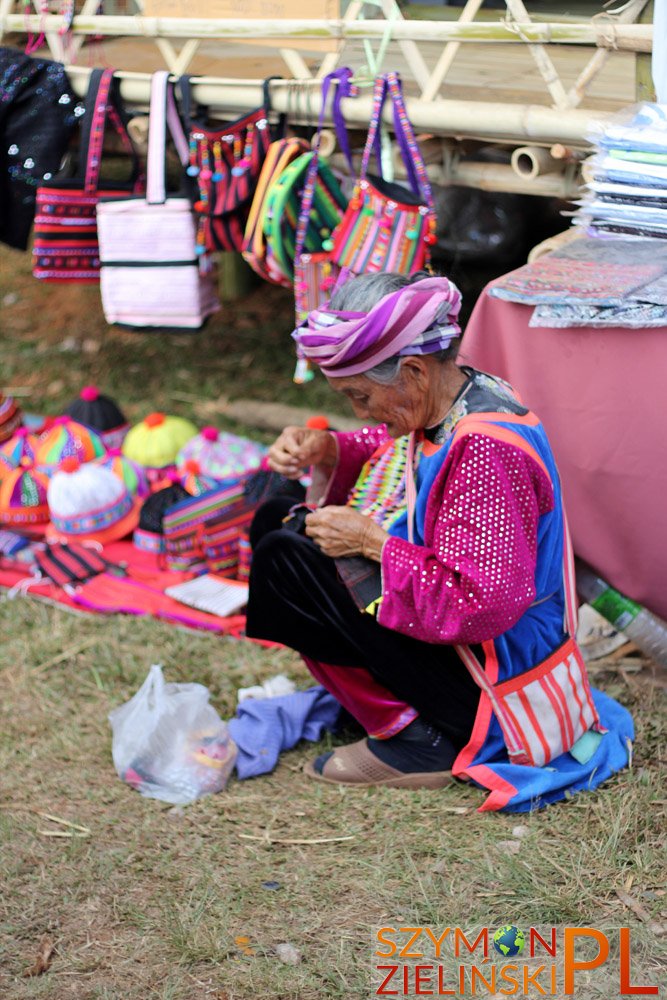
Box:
[294,68,357,266]
[76,69,142,193]
[147,71,189,205]
[75,68,111,191]
[360,74,389,183]
[385,72,433,207]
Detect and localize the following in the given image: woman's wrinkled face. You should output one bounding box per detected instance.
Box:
[326,368,426,438]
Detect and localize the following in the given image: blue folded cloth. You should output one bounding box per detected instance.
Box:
[228,686,341,780]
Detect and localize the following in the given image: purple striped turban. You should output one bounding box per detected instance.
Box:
[292,277,462,378]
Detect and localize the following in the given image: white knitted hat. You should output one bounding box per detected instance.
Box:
[47,457,139,544]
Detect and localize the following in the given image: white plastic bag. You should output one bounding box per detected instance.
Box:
[109,664,236,804]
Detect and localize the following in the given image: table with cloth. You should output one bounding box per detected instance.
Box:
[458,287,667,621]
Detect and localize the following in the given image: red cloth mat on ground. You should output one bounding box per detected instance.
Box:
[0,540,254,639]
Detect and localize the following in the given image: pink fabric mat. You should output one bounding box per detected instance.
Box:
[459,286,667,620]
[0,541,256,641]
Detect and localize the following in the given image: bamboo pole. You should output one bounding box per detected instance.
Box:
[504,0,571,109]
[421,0,486,103]
[0,15,654,50]
[434,159,580,198]
[510,145,562,180]
[566,0,650,108]
[63,66,611,145]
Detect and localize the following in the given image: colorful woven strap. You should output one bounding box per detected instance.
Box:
[294,68,357,267]
[78,70,141,194]
[386,73,433,207]
[360,75,388,183]
[360,72,432,207]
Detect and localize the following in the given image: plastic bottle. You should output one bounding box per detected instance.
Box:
[576,562,667,667]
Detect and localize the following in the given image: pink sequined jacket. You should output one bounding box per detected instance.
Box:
[310,370,555,648]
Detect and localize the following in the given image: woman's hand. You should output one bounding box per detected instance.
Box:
[305,506,388,561]
[267,426,337,480]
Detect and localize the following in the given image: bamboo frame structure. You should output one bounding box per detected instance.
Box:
[1,0,654,196]
[0,14,654,48]
[61,65,609,147]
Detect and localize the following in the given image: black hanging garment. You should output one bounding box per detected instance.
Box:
[0,48,80,250]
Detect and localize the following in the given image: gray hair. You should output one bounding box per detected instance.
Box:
[329,272,458,385]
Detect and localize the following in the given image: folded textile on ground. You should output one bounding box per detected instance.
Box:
[228,687,341,779]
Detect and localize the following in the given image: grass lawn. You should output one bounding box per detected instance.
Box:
[1,245,666,999]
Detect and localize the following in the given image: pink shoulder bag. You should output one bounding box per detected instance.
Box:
[96,71,220,330]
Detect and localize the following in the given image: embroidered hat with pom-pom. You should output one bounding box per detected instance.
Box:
[64,385,129,450]
[0,427,39,477]
[122,412,198,478]
[47,456,140,545]
[35,416,106,472]
[176,425,265,481]
[0,394,23,444]
[93,448,150,499]
[0,462,50,525]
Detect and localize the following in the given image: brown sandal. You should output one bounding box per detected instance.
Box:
[304,739,453,789]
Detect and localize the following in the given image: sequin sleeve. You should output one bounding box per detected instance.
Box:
[377,432,555,645]
[308,425,391,506]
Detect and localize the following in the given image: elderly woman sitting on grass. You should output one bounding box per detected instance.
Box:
[246,272,632,812]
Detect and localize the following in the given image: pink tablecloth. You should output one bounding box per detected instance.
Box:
[459,286,667,620]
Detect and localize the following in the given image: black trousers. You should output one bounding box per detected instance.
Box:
[245,499,480,747]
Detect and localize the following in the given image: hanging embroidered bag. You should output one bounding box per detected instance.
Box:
[32,68,142,283]
[241,136,310,283]
[262,150,347,287]
[179,75,276,254]
[292,68,358,323]
[96,71,220,330]
[330,72,436,276]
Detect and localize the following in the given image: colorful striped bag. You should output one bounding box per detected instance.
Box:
[454,520,603,768]
[261,151,347,287]
[32,68,142,283]
[242,137,309,284]
[202,507,256,577]
[162,482,248,572]
[179,75,276,254]
[329,72,436,276]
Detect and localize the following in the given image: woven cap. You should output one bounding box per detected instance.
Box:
[122,414,198,470]
[64,385,127,434]
[36,419,106,471]
[0,427,39,475]
[176,428,265,481]
[0,464,50,525]
[0,394,23,444]
[47,462,139,544]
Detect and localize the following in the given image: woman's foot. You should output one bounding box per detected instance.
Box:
[306,718,456,789]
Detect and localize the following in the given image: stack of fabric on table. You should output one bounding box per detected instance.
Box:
[575,103,667,242]
[488,236,667,329]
